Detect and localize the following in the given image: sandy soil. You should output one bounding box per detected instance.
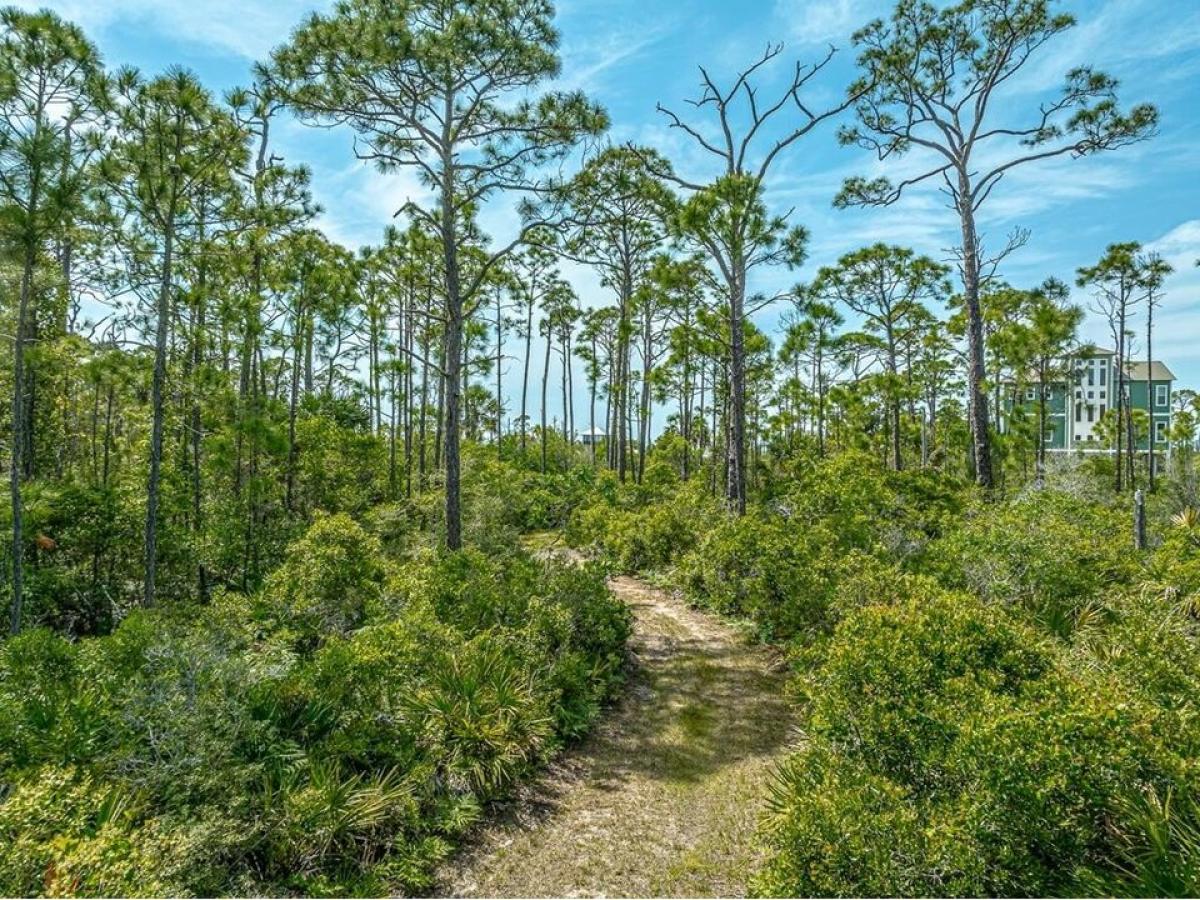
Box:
[432,566,795,898]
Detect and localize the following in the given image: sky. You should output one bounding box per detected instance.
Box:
[16,0,1200,425]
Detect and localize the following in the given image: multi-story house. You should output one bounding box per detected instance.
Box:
[1001,349,1175,453]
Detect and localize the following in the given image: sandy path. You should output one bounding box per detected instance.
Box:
[432,568,794,898]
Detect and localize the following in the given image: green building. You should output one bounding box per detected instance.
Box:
[1000,349,1175,453]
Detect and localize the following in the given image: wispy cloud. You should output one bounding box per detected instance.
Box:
[773,0,871,46]
[15,0,325,60]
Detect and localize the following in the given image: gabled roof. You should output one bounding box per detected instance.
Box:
[1125,361,1176,381]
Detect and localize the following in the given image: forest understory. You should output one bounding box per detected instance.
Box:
[2,0,1198,896]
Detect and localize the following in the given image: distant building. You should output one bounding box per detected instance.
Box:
[1000,349,1175,452]
[579,427,607,447]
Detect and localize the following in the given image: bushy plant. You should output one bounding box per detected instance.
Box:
[756,590,1192,897]
[566,480,715,573]
[0,515,630,895]
[924,490,1140,637]
[262,512,387,645]
[679,513,838,640]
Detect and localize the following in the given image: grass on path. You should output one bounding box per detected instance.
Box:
[433,559,795,898]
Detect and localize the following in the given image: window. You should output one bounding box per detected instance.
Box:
[1100,366,1106,386]
[1156,384,1169,408]
[1075,402,1082,422]
[1087,405,1094,423]
[1026,389,1036,401]
[1087,366,1094,386]
[1156,420,1168,444]
[1099,403,1106,418]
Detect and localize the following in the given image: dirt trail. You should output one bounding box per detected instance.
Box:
[433,567,795,898]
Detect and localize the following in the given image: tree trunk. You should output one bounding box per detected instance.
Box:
[726,265,748,514]
[495,290,503,455]
[144,194,178,607]
[1147,302,1155,491]
[589,334,598,467]
[541,323,552,474]
[1115,304,1126,493]
[9,242,36,634]
[887,331,902,472]
[520,295,532,454]
[440,166,464,550]
[287,307,303,512]
[956,185,994,491]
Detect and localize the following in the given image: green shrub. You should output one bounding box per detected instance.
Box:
[0,520,629,895]
[679,513,838,640]
[263,513,387,645]
[566,481,714,573]
[925,490,1139,637]
[758,590,1191,897]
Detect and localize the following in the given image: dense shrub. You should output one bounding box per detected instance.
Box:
[755,590,1195,897]
[566,480,714,573]
[678,514,838,640]
[262,512,387,645]
[924,490,1140,637]
[0,515,630,896]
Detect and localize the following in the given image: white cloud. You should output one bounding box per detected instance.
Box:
[773,0,869,47]
[25,0,327,60]
[556,20,672,93]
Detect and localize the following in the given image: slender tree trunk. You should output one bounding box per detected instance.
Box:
[887,331,902,471]
[191,241,209,600]
[303,321,314,394]
[418,347,429,491]
[589,334,598,467]
[1147,300,1155,491]
[541,323,552,474]
[495,290,503,455]
[1115,306,1125,493]
[9,242,37,634]
[617,269,631,481]
[144,187,179,608]
[433,335,445,472]
[567,332,575,446]
[520,296,533,454]
[604,359,614,469]
[1036,361,1048,487]
[441,179,464,550]
[637,317,652,484]
[727,265,748,513]
[403,288,413,497]
[957,183,993,490]
[287,307,303,512]
[560,332,569,443]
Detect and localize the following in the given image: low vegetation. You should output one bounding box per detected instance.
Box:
[568,452,1200,897]
[0,506,630,896]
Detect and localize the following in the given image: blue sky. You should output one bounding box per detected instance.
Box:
[19,0,1200,413]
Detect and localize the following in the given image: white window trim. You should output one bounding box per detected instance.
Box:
[1156,384,1169,408]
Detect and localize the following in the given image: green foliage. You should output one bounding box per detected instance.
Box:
[0,515,630,895]
[925,490,1139,637]
[756,591,1193,897]
[679,513,837,641]
[567,481,715,573]
[263,512,386,645]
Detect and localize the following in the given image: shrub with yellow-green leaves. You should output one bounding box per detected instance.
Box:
[0,513,630,896]
[754,587,1200,898]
